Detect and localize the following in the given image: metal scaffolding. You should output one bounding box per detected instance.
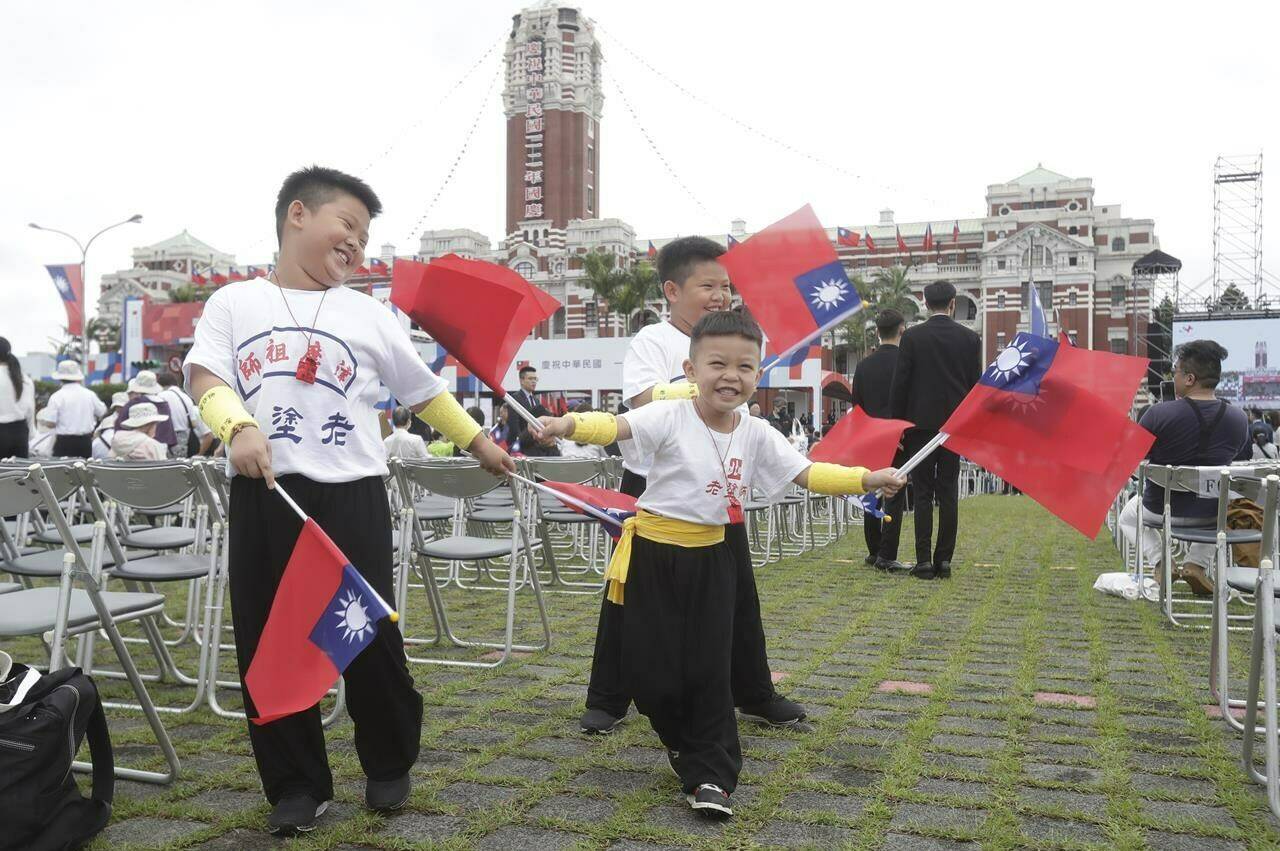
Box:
[1213,153,1263,305]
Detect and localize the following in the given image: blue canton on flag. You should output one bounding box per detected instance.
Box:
[979,332,1057,396]
[791,260,862,326]
[857,492,886,520]
[727,233,739,248]
[51,269,75,302]
[307,563,394,673]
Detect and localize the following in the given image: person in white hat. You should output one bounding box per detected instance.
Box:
[118,370,178,454]
[92,391,130,459]
[109,401,169,461]
[44,360,105,458]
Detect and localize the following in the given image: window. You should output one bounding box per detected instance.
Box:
[1109,338,1128,355]
[1068,330,1079,345]
[997,258,1007,271]
[997,332,1007,349]
[957,298,977,321]
[999,205,1011,216]
[1110,283,1126,307]
[514,260,535,279]
[1068,255,1078,267]
[1069,290,1077,307]
[1021,281,1052,310]
[552,306,566,336]
[587,144,594,173]
[1067,200,1080,212]
[586,185,594,215]
[1111,237,1126,252]
[1068,225,1078,235]
[997,293,1006,309]
[1022,246,1053,267]
[585,299,597,327]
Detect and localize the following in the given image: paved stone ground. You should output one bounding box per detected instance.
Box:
[8,494,1280,848]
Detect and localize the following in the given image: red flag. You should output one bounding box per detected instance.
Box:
[895,227,908,254]
[391,255,560,395]
[940,332,1154,536]
[369,258,390,274]
[953,420,1153,538]
[922,224,934,252]
[952,220,960,244]
[863,229,876,251]
[45,265,84,335]
[809,405,913,470]
[191,269,208,286]
[719,204,863,357]
[246,519,396,724]
[647,240,657,259]
[1053,340,1147,416]
[210,270,228,285]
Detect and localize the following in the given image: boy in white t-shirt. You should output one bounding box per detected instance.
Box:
[581,236,807,737]
[184,166,514,836]
[539,310,904,818]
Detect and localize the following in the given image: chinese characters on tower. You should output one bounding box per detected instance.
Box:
[518,38,546,221]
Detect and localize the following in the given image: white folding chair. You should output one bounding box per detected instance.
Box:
[1238,475,1280,816]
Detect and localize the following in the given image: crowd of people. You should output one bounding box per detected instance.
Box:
[7,163,1278,834]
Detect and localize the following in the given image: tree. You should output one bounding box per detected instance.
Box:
[1207,283,1250,312]
[867,266,920,320]
[85,316,119,351]
[581,252,661,332]
[169,285,212,304]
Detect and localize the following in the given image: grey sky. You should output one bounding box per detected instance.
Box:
[3,0,1277,357]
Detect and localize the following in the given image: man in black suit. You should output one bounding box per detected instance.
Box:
[851,308,908,572]
[506,365,560,457]
[889,281,982,580]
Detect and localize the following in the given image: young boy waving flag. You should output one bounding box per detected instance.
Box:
[540,310,904,817]
[184,166,513,836]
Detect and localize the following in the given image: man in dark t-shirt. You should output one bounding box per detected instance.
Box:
[1119,340,1251,594]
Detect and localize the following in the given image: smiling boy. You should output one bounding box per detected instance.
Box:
[542,310,904,816]
[184,166,513,835]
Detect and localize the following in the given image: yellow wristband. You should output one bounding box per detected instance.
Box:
[418,392,483,451]
[198,385,256,445]
[807,462,869,496]
[652,382,699,401]
[569,412,618,445]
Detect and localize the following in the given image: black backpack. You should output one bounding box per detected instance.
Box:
[0,662,114,851]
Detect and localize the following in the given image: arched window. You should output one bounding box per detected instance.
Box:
[1021,245,1053,266]
[630,309,660,333]
[1111,237,1126,252]
[513,260,535,279]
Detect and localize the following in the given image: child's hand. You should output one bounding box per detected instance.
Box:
[864,468,906,497]
[536,415,571,439]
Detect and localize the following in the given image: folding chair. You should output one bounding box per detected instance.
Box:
[524,457,612,590]
[391,458,549,668]
[0,468,180,783]
[1237,475,1280,816]
[1210,469,1280,732]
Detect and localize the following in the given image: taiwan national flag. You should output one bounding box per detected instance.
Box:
[647,240,657,259]
[941,333,1154,536]
[227,266,246,282]
[370,257,390,274]
[863,228,876,251]
[541,481,637,540]
[1028,283,1049,338]
[191,268,208,286]
[210,269,229,285]
[245,519,397,724]
[837,226,860,248]
[247,266,267,279]
[719,204,863,359]
[726,234,739,248]
[392,255,560,396]
[895,227,909,254]
[45,265,84,335]
[922,223,934,252]
[952,220,961,244]
[809,405,913,471]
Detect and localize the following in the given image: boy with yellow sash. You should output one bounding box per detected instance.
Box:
[539,310,904,817]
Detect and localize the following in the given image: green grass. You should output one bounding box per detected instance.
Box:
[6,493,1279,849]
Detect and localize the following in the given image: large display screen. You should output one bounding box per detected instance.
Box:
[1173,316,1280,408]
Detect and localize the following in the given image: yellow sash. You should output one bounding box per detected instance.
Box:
[604,509,724,605]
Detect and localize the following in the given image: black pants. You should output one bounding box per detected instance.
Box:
[52,433,92,459]
[229,474,422,805]
[861,448,907,561]
[586,472,777,717]
[0,420,28,459]
[623,535,741,793]
[903,430,961,566]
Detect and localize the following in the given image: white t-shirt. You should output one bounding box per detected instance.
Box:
[384,428,429,460]
[620,400,810,526]
[183,278,447,482]
[158,386,210,439]
[46,383,106,435]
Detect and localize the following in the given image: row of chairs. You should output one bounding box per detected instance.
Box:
[1109,462,1280,818]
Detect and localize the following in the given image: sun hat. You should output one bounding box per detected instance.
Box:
[53,360,83,382]
[120,402,169,429]
[110,391,129,410]
[127,370,162,395]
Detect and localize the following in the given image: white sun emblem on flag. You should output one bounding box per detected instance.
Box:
[333,590,374,643]
[809,278,849,312]
[988,340,1034,383]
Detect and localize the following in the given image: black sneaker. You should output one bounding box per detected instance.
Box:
[687,783,733,818]
[863,554,878,566]
[909,561,936,580]
[875,557,907,572]
[666,749,681,777]
[365,773,411,812]
[935,561,952,579]
[268,793,329,835]
[738,694,807,727]
[579,708,625,734]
